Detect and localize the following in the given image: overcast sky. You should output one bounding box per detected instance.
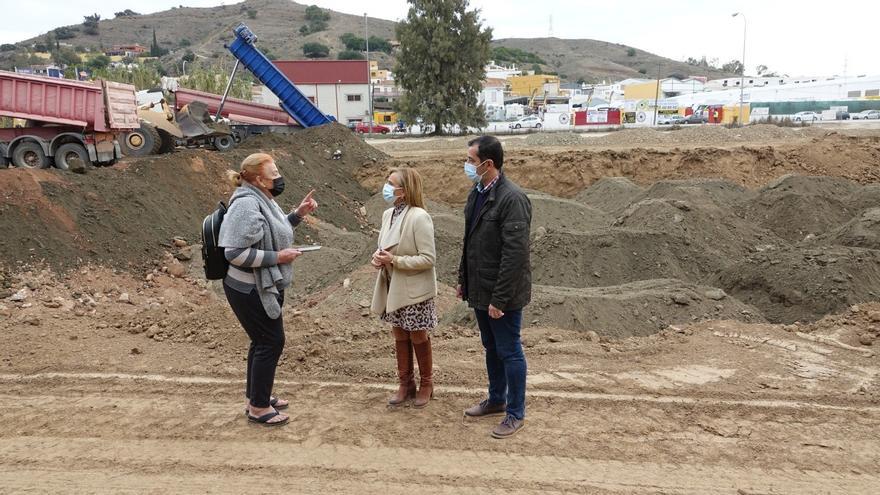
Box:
[1,0,874,77]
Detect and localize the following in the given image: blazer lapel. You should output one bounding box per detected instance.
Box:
[380,206,409,250]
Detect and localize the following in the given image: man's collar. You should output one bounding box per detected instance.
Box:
[476,173,501,194]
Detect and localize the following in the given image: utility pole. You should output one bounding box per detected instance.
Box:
[653,61,661,126]
[364,13,373,136]
[732,12,746,125]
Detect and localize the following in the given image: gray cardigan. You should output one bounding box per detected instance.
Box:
[218,182,297,319]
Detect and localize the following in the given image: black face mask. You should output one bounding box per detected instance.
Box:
[268,176,285,197]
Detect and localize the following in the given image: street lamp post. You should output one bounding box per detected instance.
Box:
[732,12,746,125]
[364,13,373,136]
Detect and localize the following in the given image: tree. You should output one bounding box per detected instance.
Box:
[721,59,744,75]
[491,46,544,65]
[247,8,257,19]
[182,50,196,63]
[340,33,362,50]
[150,28,168,57]
[54,27,77,40]
[83,13,100,35]
[338,50,365,60]
[627,47,636,57]
[368,36,392,54]
[303,5,330,33]
[115,9,140,17]
[303,42,330,58]
[531,63,542,74]
[576,77,586,85]
[52,47,82,67]
[0,44,16,52]
[305,5,330,21]
[395,0,491,135]
[87,54,111,70]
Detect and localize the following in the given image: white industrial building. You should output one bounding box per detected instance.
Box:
[484,61,522,80]
[670,74,880,107]
[261,60,371,124]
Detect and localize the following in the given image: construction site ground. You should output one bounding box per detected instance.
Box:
[1,123,879,493]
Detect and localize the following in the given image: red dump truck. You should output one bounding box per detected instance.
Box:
[0,70,138,169]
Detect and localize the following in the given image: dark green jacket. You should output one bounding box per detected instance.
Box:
[458,174,532,311]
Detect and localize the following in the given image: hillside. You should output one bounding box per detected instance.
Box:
[3,0,735,83]
[492,38,737,83]
[2,0,398,72]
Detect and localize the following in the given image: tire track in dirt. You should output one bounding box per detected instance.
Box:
[1,436,876,494]
[1,374,877,493]
[2,372,878,413]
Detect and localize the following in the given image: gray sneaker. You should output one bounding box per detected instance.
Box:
[464,399,507,418]
[491,414,525,439]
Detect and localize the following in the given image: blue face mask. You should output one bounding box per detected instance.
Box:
[382,183,399,203]
[464,160,487,183]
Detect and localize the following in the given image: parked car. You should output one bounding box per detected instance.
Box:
[683,112,707,124]
[835,110,850,120]
[792,111,820,122]
[852,109,880,120]
[657,114,686,125]
[354,122,390,134]
[509,115,543,129]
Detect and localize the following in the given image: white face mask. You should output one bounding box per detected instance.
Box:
[464,160,488,183]
[382,183,400,203]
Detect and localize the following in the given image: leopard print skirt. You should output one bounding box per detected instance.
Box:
[381,298,438,332]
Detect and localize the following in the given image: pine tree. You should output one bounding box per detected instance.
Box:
[394,0,492,135]
[151,28,160,57]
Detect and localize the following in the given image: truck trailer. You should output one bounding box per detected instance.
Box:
[0,70,138,169]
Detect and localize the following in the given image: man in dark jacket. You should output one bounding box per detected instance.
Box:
[458,135,532,439]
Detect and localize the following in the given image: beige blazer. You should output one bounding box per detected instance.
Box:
[371,206,438,315]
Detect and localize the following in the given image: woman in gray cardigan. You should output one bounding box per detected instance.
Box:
[219,152,317,427]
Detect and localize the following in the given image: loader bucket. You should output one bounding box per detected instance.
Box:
[175,101,230,138]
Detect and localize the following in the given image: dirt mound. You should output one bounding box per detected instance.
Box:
[527,191,613,232]
[531,229,718,288]
[739,175,860,242]
[819,208,880,250]
[711,246,880,324]
[574,177,645,215]
[444,279,764,337]
[0,124,380,274]
[612,195,783,263]
[636,178,753,208]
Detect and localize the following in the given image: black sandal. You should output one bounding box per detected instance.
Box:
[247,410,289,427]
[244,397,289,415]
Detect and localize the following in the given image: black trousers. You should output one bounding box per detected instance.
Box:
[224,284,285,408]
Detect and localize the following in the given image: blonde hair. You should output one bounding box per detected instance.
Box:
[391,167,426,209]
[225,153,273,187]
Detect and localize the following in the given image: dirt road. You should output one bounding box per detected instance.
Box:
[1,310,878,493]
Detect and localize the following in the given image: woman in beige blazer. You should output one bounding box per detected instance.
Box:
[371,167,438,408]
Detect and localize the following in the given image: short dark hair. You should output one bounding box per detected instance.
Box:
[467,135,504,170]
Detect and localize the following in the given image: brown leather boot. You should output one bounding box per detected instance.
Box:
[388,337,416,405]
[412,338,433,408]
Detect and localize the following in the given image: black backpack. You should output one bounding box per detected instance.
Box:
[201,201,230,280]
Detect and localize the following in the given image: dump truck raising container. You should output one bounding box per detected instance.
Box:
[0,70,138,169]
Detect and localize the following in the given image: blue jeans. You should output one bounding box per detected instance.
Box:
[474,309,527,420]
